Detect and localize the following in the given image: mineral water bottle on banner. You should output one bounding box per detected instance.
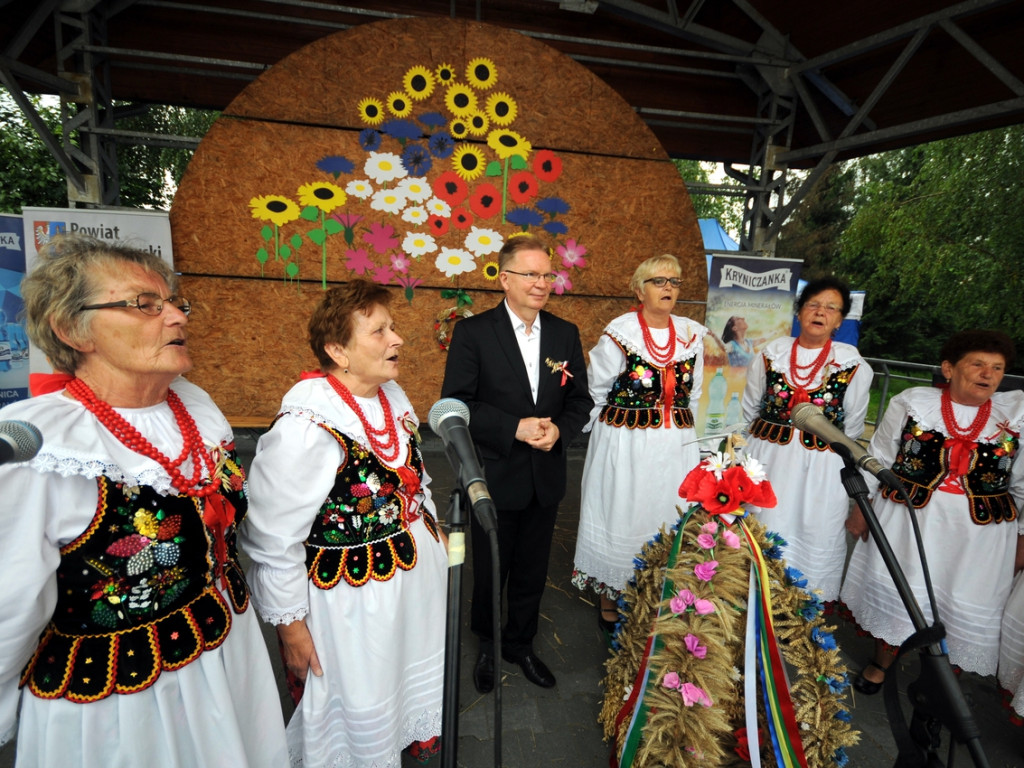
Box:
[725,392,742,430]
[706,368,727,433]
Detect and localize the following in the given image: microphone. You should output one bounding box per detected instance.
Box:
[790,402,903,491]
[428,398,498,534]
[0,420,43,465]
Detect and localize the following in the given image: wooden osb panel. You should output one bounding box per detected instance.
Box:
[171,17,705,423]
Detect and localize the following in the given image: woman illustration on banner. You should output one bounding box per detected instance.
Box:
[721,315,757,368]
[240,280,448,767]
[843,330,1024,695]
[741,276,873,602]
[572,254,708,635]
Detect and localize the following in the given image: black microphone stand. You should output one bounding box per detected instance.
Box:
[833,443,989,768]
[438,479,503,768]
[441,487,467,768]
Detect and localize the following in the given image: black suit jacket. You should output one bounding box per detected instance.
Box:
[440,301,591,510]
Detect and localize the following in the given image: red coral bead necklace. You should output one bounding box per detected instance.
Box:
[941,389,991,441]
[327,374,401,462]
[66,377,218,498]
[789,338,832,388]
[637,307,676,366]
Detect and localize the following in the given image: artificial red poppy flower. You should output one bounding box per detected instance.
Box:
[508,171,538,204]
[432,170,468,206]
[469,182,501,219]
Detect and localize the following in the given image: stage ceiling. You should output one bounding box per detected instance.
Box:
[2,0,1023,169]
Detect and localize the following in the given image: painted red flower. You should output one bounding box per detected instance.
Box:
[734,728,750,761]
[428,215,450,236]
[508,171,538,204]
[432,170,468,206]
[533,149,563,183]
[451,207,473,229]
[469,182,501,219]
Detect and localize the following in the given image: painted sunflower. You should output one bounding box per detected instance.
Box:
[485,92,518,126]
[466,111,490,136]
[466,57,498,89]
[297,181,346,213]
[387,91,413,117]
[451,144,487,182]
[487,128,532,161]
[357,97,386,126]
[449,119,470,139]
[403,65,435,100]
[445,83,478,118]
[435,62,457,85]
[483,261,500,280]
[250,195,301,228]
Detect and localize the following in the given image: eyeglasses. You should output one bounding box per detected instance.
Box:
[803,302,842,314]
[644,277,683,288]
[503,269,557,284]
[79,293,192,317]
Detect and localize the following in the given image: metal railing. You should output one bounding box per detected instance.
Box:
[863,356,1024,431]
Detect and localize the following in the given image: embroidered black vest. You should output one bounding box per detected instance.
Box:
[880,417,1019,525]
[749,361,860,450]
[599,344,697,429]
[20,448,249,703]
[305,426,439,590]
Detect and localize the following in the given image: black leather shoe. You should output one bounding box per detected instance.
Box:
[473,649,495,693]
[502,650,556,688]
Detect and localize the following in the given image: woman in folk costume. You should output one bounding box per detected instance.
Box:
[0,234,287,767]
[741,276,873,602]
[843,330,1024,694]
[572,254,707,634]
[241,280,448,767]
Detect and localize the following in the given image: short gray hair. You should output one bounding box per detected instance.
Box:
[21,234,177,374]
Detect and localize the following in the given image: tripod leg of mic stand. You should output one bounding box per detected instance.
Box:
[441,492,467,768]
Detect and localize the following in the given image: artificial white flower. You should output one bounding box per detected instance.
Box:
[345,179,374,199]
[396,177,433,203]
[402,232,437,257]
[464,226,503,257]
[425,196,452,217]
[435,247,476,277]
[364,151,407,185]
[370,188,407,214]
[740,454,767,483]
[401,206,429,225]
[704,451,731,479]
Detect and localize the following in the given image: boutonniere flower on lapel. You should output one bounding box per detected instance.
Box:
[545,357,574,386]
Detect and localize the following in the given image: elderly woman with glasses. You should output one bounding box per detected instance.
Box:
[572,254,708,635]
[0,235,287,767]
[741,276,873,603]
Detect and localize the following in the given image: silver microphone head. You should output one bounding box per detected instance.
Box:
[0,420,43,462]
[428,398,470,432]
[789,401,823,431]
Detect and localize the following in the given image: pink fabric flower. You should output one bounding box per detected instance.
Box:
[694,560,718,582]
[680,682,712,707]
[684,633,708,659]
[700,521,719,535]
[694,599,716,615]
[696,533,716,550]
[670,592,692,614]
[722,528,741,549]
[662,671,681,690]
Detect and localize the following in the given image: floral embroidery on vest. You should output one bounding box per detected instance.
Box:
[20,446,249,703]
[306,426,438,589]
[749,361,858,450]
[881,417,1018,525]
[599,344,697,429]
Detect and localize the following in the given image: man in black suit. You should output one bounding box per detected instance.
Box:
[441,234,590,692]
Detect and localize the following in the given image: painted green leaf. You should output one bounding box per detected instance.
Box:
[300,205,319,221]
[285,262,299,278]
[308,229,326,245]
[325,219,344,235]
[510,155,528,170]
[344,229,355,245]
[485,161,503,176]
[261,225,273,241]
[290,233,303,249]
[280,245,292,259]
[256,248,269,264]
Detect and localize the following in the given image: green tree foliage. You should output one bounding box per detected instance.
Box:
[0,86,217,211]
[673,159,745,239]
[775,164,855,275]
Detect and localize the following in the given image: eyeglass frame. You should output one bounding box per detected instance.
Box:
[802,301,843,314]
[78,293,192,317]
[502,269,557,284]
[643,276,683,288]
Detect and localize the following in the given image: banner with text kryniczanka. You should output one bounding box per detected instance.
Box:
[0,214,29,407]
[696,254,803,439]
[19,207,173,377]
